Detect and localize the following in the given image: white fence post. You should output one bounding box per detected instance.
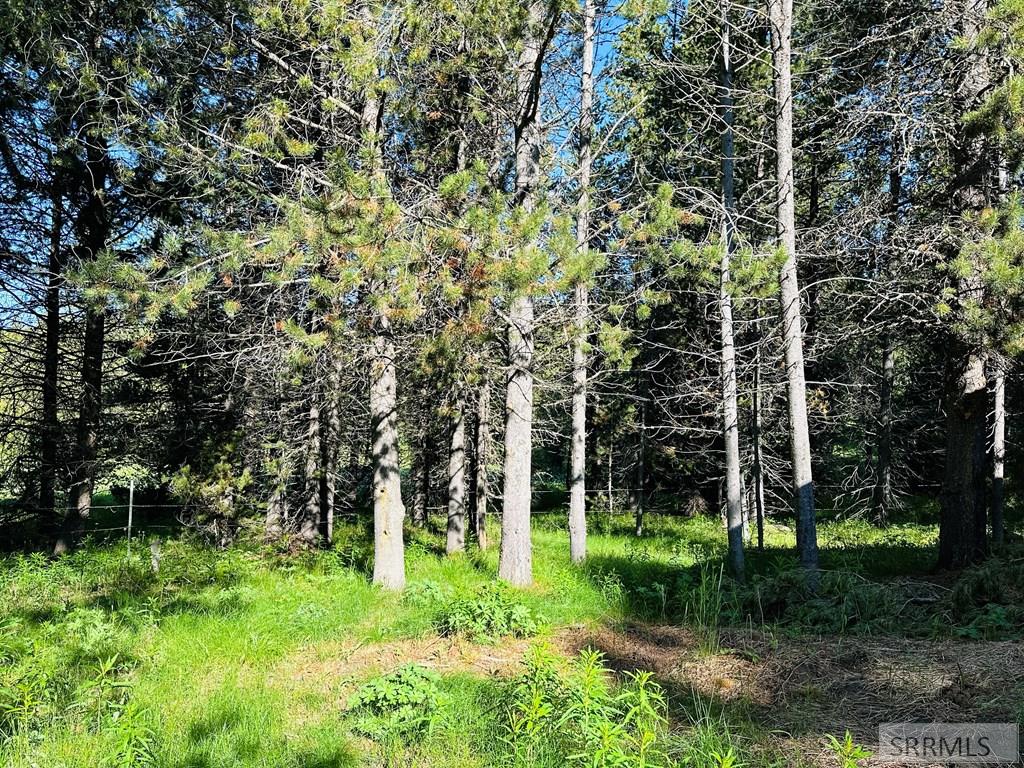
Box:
[127,478,135,557]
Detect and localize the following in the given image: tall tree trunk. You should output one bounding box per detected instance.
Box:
[361,0,405,588]
[569,0,595,565]
[447,397,467,554]
[501,292,534,585]
[266,442,287,540]
[938,352,989,568]
[768,0,818,573]
[872,336,894,525]
[299,383,322,546]
[474,382,490,550]
[55,144,109,556]
[412,445,427,527]
[500,0,552,587]
[266,375,287,539]
[370,324,406,589]
[412,435,431,527]
[40,182,63,539]
[59,305,105,555]
[319,356,342,544]
[991,363,1005,546]
[719,0,744,580]
[634,399,646,537]
[873,132,902,526]
[751,341,765,550]
[938,0,991,570]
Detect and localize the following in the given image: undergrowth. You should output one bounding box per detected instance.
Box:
[0,515,1020,767]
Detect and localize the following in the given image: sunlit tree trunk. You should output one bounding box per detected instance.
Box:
[474,382,490,550]
[447,398,467,554]
[569,0,595,565]
[500,0,553,587]
[719,0,744,580]
[751,342,766,550]
[362,2,405,588]
[991,363,1005,546]
[370,322,406,589]
[319,356,342,545]
[768,0,818,574]
[299,383,322,546]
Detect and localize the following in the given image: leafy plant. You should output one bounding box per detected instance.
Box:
[347,664,444,739]
[436,583,538,641]
[104,702,158,768]
[502,645,671,768]
[825,731,871,768]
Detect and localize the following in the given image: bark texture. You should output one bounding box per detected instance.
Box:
[719,0,744,579]
[370,327,406,589]
[937,0,992,569]
[55,142,109,556]
[40,182,63,537]
[992,364,1005,546]
[569,0,595,565]
[499,0,552,587]
[447,399,467,554]
[474,382,490,550]
[768,0,818,573]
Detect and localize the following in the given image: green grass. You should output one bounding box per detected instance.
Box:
[1,513,1021,767]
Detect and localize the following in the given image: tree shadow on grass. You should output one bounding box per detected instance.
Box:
[581,534,952,636]
[173,696,358,768]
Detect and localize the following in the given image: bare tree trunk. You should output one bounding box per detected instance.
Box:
[447,397,467,554]
[500,0,552,587]
[370,326,406,589]
[752,342,765,550]
[266,379,287,539]
[939,352,989,568]
[938,0,991,570]
[992,363,1006,546]
[40,182,63,540]
[872,336,894,525]
[474,382,490,550]
[768,0,818,574]
[320,357,342,544]
[634,400,646,537]
[299,385,322,546]
[569,0,595,565]
[719,0,744,580]
[409,450,425,528]
[607,438,614,525]
[873,131,902,526]
[501,293,534,585]
[344,430,362,518]
[57,305,105,555]
[360,0,405,588]
[266,450,287,540]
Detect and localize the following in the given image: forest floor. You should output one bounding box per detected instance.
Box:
[2,514,1023,767]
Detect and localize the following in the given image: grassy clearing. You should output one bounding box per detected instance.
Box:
[1,515,1022,767]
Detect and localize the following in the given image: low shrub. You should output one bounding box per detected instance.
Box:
[435,583,538,641]
[501,644,671,768]
[347,664,443,739]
